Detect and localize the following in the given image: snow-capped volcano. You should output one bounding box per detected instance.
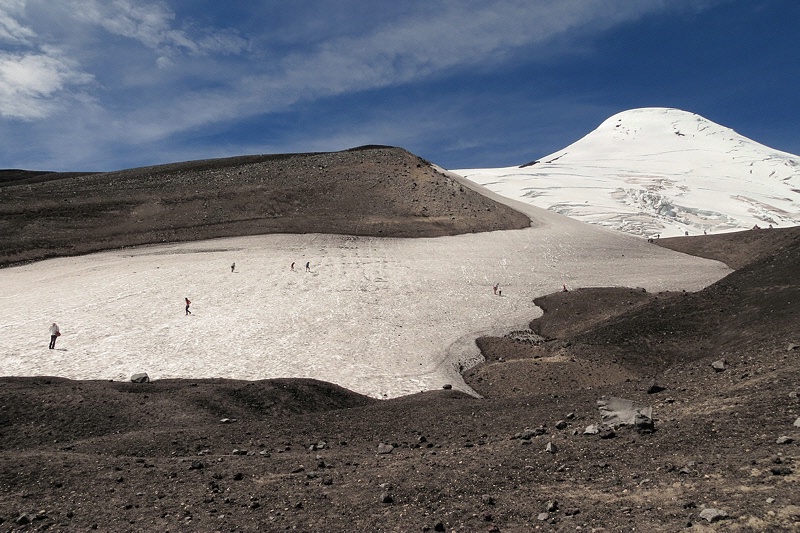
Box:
[454,108,800,238]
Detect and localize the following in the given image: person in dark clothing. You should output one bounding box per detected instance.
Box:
[185,298,192,315]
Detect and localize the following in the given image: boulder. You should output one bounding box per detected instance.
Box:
[699,508,728,523]
[597,397,653,429]
[376,443,394,455]
[130,372,149,383]
[711,359,728,372]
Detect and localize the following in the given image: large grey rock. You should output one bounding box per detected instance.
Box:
[597,397,653,429]
[794,417,800,428]
[699,508,728,523]
[711,359,728,372]
[130,372,149,383]
[376,443,394,455]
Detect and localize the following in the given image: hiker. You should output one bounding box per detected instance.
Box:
[562,284,568,292]
[185,297,192,315]
[493,283,498,295]
[231,262,235,272]
[48,322,60,349]
[291,261,295,271]
[305,261,310,272]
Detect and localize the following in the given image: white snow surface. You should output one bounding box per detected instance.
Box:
[455,108,800,238]
[0,184,731,399]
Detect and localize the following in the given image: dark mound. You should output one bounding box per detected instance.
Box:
[656,226,800,269]
[0,147,529,267]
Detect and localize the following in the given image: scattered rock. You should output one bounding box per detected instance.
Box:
[516,427,547,440]
[376,443,394,455]
[545,442,557,454]
[787,343,800,351]
[597,397,653,430]
[599,428,617,439]
[130,372,149,383]
[554,419,568,430]
[219,418,236,424]
[776,436,794,444]
[583,424,600,435]
[546,500,558,512]
[699,508,728,523]
[380,492,393,504]
[537,512,550,521]
[647,380,666,394]
[711,359,728,372]
[770,466,793,476]
[481,494,495,505]
[442,384,452,390]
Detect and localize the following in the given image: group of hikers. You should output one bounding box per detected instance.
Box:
[49,259,316,347]
[183,260,312,318]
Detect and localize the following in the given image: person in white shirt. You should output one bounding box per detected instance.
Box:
[48,322,60,349]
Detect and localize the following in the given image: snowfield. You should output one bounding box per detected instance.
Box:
[455,108,800,238]
[0,192,730,399]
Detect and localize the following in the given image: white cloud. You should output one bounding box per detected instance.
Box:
[0,46,93,119]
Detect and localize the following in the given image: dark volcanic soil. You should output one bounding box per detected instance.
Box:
[1,151,799,532]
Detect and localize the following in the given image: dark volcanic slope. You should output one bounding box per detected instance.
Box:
[0,146,530,267]
[655,225,800,269]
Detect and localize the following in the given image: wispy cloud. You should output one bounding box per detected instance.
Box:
[65,0,248,66]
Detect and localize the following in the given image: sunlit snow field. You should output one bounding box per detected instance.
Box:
[0,195,730,399]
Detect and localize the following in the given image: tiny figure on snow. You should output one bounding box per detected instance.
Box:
[562,284,568,292]
[48,322,60,349]
[185,297,192,316]
[231,262,236,272]
[305,261,310,272]
[493,283,498,295]
[291,261,295,271]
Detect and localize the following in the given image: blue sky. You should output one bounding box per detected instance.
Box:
[1,0,798,172]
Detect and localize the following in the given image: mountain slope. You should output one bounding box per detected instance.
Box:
[455,107,800,238]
